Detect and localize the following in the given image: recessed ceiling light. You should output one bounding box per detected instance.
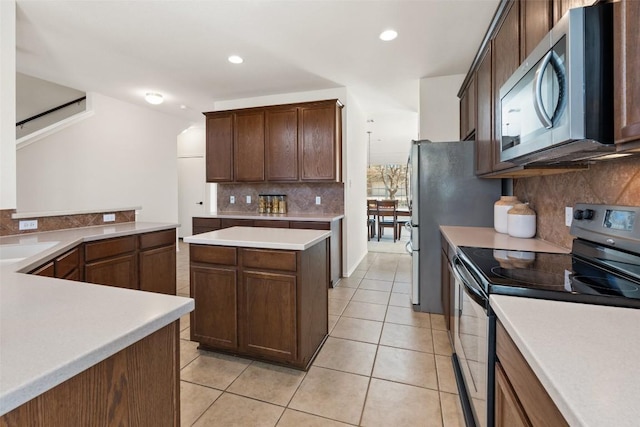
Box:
[228,55,244,64]
[180,105,187,110]
[145,92,164,105]
[379,30,398,41]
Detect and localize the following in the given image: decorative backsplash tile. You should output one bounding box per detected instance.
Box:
[514,157,640,249]
[217,183,344,214]
[0,209,135,236]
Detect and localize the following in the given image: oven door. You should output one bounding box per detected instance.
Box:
[453,256,494,427]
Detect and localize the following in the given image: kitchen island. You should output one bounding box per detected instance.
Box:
[184,226,330,370]
[0,222,194,424]
[192,212,343,286]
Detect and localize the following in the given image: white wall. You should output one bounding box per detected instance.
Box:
[343,92,368,275]
[0,1,16,210]
[16,92,190,222]
[419,74,465,141]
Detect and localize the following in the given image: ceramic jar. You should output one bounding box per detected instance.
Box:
[507,203,537,238]
[494,196,520,234]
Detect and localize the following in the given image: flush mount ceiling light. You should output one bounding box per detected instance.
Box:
[379,29,398,41]
[228,55,244,64]
[145,92,164,105]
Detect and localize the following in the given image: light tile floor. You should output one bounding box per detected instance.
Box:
[176,242,464,426]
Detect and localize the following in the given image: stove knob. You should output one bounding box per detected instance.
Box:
[583,209,595,220]
[573,209,584,220]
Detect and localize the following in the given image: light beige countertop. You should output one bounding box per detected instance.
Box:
[0,222,194,415]
[185,226,331,250]
[491,295,640,427]
[196,212,344,222]
[440,225,570,253]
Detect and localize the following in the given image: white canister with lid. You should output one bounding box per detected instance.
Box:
[507,203,537,238]
[494,196,520,234]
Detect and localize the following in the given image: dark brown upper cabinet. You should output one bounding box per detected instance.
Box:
[265,106,299,181]
[205,99,342,183]
[475,46,494,176]
[459,76,476,141]
[492,0,519,172]
[614,0,640,151]
[520,0,552,60]
[205,113,234,182]
[299,101,342,182]
[234,110,265,182]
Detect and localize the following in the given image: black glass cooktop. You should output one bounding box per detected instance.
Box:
[457,246,640,308]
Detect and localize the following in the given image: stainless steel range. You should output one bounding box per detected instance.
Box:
[451,203,640,427]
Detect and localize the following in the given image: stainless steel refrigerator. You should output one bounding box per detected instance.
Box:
[407,140,501,313]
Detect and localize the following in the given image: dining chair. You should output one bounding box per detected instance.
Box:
[396,200,411,238]
[367,199,377,240]
[376,199,398,242]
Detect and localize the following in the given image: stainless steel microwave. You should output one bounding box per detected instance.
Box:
[498,3,614,165]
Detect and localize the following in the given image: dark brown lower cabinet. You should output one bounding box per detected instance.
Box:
[84,235,138,289]
[139,229,177,295]
[495,320,568,427]
[242,270,297,361]
[191,264,238,350]
[32,261,54,277]
[189,239,328,369]
[29,229,176,295]
[0,321,180,427]
[495,362,531,427]
[84,253,138,289]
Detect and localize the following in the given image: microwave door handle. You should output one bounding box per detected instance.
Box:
[533,51,554,129]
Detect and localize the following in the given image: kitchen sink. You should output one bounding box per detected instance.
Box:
[0,241,59,264]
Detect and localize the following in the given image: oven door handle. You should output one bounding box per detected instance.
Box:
[453,256,488,310]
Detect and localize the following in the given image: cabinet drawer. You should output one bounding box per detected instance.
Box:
[289,221,330,230]
[253,220,290,228]
[56,247,80,278]
[193,217,221,229]
[139,229,176,250]
[191,245,237,266]
[85,236,136,262]
[242,249,297,272]
[32,262,55,277]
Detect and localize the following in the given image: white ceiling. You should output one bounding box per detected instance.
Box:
[15,0,498,163]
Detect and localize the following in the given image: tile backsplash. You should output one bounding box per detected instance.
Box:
[514,157,640,249]
[217,183,344,214]
[0,209,135,236]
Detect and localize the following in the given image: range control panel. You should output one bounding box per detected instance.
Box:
[570,203,640,253]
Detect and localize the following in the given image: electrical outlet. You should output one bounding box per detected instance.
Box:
[565,207,573,227]
[103,213,116,222]
[230,196,235,204]
[246,195,251,204]
[19,220,38,231]
[315,196,321,205]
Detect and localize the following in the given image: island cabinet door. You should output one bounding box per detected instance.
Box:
[190,265,238,350]
[241,271,297,362]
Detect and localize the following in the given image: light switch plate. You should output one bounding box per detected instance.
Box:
[230,196,235,204]
[19,220,38,230]
[103,213,116,222]
[246,195,251,204]
[315,196,321,205]
[565,207,573,227]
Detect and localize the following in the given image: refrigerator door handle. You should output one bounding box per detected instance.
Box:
[405,241,412,255]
